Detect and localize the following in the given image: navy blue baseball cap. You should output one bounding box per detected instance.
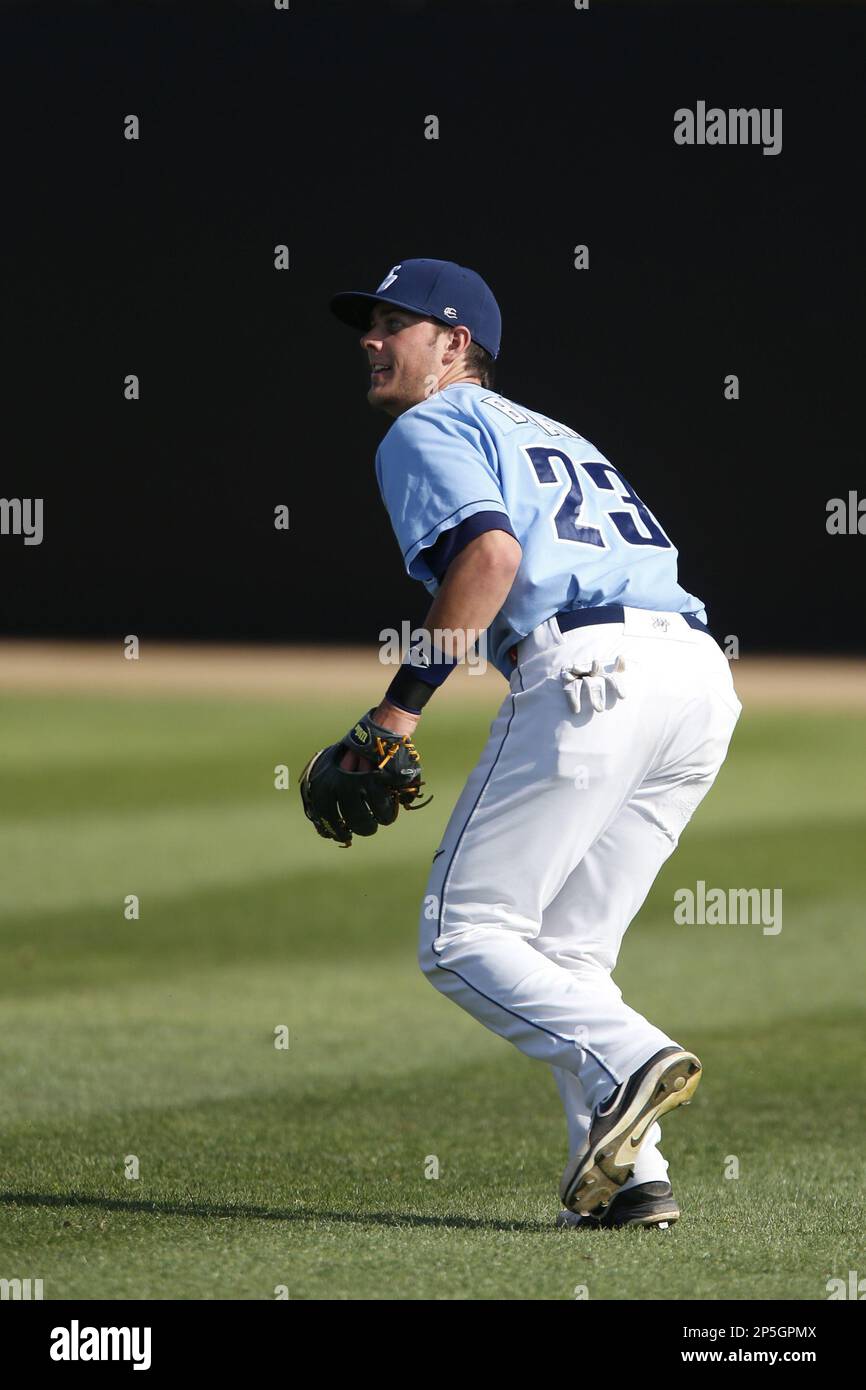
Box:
[330,258,502,359]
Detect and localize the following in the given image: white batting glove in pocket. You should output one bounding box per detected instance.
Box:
[561,656,627,714]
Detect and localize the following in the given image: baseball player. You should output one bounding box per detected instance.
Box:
[301,258,741,1229]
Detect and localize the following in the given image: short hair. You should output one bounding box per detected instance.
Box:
[432,321,496,389]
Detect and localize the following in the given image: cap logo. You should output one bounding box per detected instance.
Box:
[377,264,402,292]
[443,306,457,318]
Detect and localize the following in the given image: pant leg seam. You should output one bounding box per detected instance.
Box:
[432,961,619,1084]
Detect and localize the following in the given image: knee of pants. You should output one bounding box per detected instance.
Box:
[417,901,443,986]
[417,935,450,995]
[417,907,474,995]
[416,888,472,989]
[418,932,434,978]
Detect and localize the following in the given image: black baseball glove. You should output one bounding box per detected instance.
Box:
[299,710,431,847]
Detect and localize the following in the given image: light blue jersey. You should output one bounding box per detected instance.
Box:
[375,383,706,679]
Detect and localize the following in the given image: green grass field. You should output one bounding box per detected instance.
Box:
[1,678,865,1300]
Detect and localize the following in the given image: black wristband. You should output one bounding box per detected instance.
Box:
[385,666,440,714]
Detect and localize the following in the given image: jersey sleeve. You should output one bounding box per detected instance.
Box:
[375,400,512,584]
[425,510,518,582]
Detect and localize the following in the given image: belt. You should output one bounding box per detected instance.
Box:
[507,604,709,666]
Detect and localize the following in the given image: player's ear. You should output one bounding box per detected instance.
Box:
[440,324,469,360]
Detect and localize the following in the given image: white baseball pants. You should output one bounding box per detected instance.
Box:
[419,608,741,1185]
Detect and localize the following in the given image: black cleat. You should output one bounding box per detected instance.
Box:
[555,1180,681,1230]
[560,1045,702,1215]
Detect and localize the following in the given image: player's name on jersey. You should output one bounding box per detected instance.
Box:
[480,393,584,441]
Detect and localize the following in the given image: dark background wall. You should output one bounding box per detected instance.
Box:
[4,0,864,651]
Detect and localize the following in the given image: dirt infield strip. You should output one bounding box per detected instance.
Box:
[0,641,864,709]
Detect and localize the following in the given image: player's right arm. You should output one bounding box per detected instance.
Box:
[376,525,521,718]
[414,526,522,660]
[301,401,518,842]
[340,529,522,771]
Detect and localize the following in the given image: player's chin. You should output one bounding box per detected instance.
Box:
[366,378,399,411]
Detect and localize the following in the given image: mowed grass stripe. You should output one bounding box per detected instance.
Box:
[0,692,495,818]
[1,906,863,1125]
[3,1007,862,1203]
[3,693,865,826]
[2,712,865,922]
[0,789,461,920]
[1,792,861,923]
[1,813,862,1000]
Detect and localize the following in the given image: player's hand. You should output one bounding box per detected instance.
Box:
[300,708,429,847]
[339,701,419,771]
